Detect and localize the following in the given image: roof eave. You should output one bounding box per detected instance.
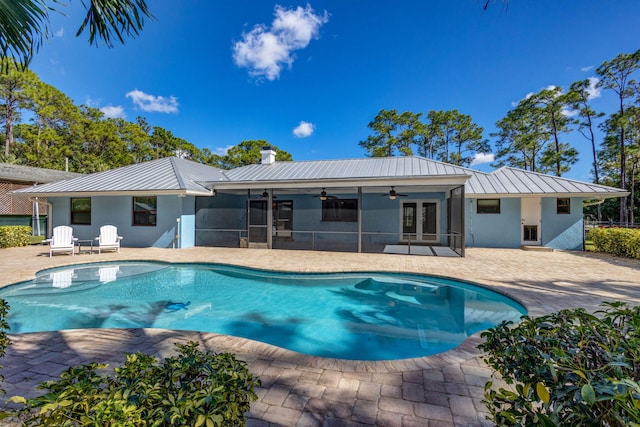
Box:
[205,175,472,190]
[466,191,630,199]
[11,189,213,198]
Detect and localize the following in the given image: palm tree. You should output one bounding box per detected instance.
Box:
[0,0,153,70]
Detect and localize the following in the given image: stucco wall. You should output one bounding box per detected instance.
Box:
[465,198,521,248]
[49,195,187,248]
[541,197,584,250]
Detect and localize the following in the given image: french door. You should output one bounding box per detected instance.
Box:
[401,201,438,242]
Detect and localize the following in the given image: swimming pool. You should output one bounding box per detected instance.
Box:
[0,262,526,360]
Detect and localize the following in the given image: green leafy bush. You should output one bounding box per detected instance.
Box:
[478,302,640,426]
[10,341,260,426]
[0,225,32,248]
[589,227,640,259]
[0,298,10,393]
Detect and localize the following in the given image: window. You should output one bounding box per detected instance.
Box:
[477,199,500,214]
[322,199,357,222]
[70,197,91,225]
[133,196,157,226]
[557,198,570,214]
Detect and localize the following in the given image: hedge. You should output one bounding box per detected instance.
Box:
[0,226,32,248]
[589,227,640,260]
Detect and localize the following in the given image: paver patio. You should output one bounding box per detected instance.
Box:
[0,245,638,426]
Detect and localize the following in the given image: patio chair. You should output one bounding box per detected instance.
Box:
[47,225,77,257]
[95,225,123,254]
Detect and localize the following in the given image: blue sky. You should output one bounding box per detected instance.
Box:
[29,1,640,181]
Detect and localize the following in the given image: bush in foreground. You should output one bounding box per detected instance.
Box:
[478,302,640,426]
[10,341,260,426]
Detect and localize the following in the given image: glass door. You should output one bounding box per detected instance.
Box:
[402,200,439,242]
[402,203,417,241]
[421,202,437,241]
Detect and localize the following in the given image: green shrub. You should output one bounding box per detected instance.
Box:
[478,302,640,426]
[589,227,640,259]
[10,341,260,426]
[0,298,10,394]
[0,226,32,248]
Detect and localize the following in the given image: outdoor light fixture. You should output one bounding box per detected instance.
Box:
[386,186,407,200]
[320,188,328,201]
[262,189,269,198]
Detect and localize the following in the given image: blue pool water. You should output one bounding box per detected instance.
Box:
[0,262,526,360]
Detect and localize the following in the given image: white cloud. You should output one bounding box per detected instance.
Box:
[53,27,64,38]
[232,4,329,80]
[126,89,179,113]
[581,65,594,72]
[215,145,234,155]
[100,105,125,119]
[561,107,578,117]
[293,120,315,137]
[585,76,601,100]
[470,152,494,166]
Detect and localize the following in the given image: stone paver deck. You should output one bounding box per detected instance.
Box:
[0,245,639,426]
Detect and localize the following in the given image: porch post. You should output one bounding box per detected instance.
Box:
[460,185,465,257]
[357,187,362,253]
[267,189,273,249]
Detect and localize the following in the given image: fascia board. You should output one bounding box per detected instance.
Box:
[466,191,630,199]
[10,190,212,197]
[206,175,471,190]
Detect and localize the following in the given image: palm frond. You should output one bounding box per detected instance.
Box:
[0,0,50,70]
[76,0,154,47]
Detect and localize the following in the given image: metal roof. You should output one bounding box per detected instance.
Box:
[10,155,628,199]
[11,157,223,196]
[224,156,470,182]
[0,163,81,184]
[465,167,628,198]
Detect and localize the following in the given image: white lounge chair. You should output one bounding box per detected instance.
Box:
[95,225,123,254]
[47,225,77,257]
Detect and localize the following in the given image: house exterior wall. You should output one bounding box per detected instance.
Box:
[49,195,188,248]
[465,196,585,250]
[465,198,521,248]
[541,197,584,250]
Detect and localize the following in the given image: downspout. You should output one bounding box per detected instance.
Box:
[468,199,474,247]
[583,199,605,207]
[46,202,53,238]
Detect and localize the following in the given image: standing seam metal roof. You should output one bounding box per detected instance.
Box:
[11,157,225,195]
[10,156,627,197]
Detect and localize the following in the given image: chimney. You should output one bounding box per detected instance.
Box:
[260,146,276,165]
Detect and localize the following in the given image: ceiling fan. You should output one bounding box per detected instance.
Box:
[381,186,408,200]
[312,188,338,201]
[261,189,277,199]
